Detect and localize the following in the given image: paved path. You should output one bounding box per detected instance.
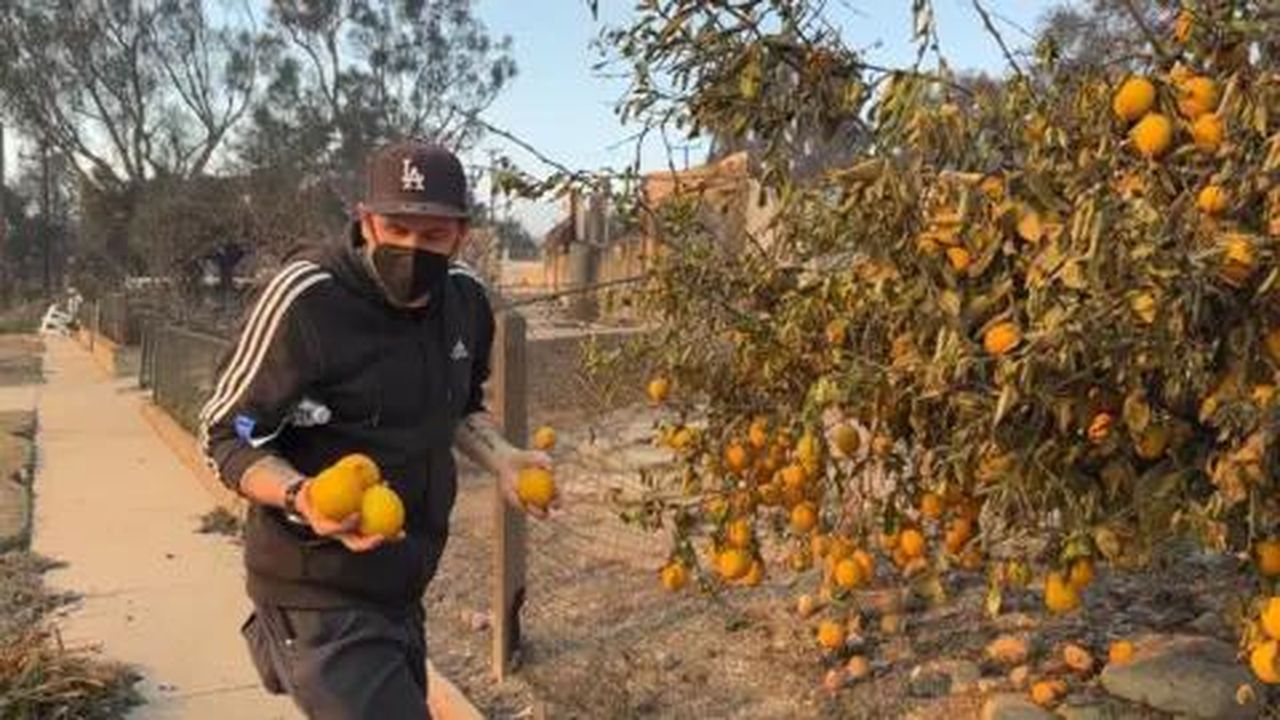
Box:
[28,337,300,719]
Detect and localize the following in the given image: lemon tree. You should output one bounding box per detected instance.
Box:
[589,0,1280,682]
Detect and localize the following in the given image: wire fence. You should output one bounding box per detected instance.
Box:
[93,275,768,715]
[142,322,230,433]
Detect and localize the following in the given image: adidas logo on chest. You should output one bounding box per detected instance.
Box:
[450,339,469,361]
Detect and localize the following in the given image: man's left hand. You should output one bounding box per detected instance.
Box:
[497,449,559,519]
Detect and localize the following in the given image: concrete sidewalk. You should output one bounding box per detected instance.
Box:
[28,336,300,719]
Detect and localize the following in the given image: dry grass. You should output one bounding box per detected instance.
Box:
[0,551,141,719]
[0,626,141,720]
[196,507,242,537]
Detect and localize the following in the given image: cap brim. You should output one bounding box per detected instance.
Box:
[364,201,469,219]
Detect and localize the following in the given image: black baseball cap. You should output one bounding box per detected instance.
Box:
[363,141,469,219]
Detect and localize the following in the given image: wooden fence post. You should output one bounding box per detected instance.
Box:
[492,310,528,681]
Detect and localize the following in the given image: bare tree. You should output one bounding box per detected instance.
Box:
[0,0,265,194]
[241,0,517,202]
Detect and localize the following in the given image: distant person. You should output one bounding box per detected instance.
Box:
[199,140,555,719]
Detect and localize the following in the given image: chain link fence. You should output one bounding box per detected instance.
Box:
[141,323,230,433]
[98,292,148,345]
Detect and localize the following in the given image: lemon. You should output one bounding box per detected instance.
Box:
[1197,185,1229,216]
[832,424,860,457]
[1131,113,1174,159]
[646,377,670,404]
[1191,113,1223,152]
[532,426,557,451]
[660,563,688,592]
[1262,597,1280,640]
[1177,76,1220,119]
[1112,76,1156,122]
[1044,571,1081,614]
[332,453,381,489]
[358,484,405,537]
[516,467,556,510]
[983,322,1022,356]
[1250,640,1280,684]
[308,466,365,520]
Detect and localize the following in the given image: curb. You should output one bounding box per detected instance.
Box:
[74,329,139,379]
[0,411,37,553]
[0,480,31,553]
[136,399,486,720]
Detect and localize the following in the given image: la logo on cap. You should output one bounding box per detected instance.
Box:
[401,158,426,192]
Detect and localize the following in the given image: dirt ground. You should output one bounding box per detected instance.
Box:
[425,403,1279,719]
[0,335,44,386]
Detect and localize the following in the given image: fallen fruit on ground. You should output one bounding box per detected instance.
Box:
[1045,572,1081,614]
[817,619,845,651]
[1109,640,1135,666]
[660,563,688,592]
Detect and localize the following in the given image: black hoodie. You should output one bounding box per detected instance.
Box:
[198,224,494,611]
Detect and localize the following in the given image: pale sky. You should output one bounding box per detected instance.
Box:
[470,0,1057,236]
[1,0,1060,236]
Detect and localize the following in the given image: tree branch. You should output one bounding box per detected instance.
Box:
[971,0,1026,81]
[1118,0,1169,63]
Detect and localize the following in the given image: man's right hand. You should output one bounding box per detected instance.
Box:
[293,479,388,553]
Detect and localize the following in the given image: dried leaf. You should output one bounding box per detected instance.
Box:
[1017,209,1044,242]
[985,582,1003,619]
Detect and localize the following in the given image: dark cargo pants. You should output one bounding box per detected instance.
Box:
[241,603,430,720]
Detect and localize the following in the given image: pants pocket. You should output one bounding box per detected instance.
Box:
[240,612,286,695]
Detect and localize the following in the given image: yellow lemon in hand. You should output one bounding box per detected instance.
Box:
[359,484,405,537]
[333,453,381,489]
[308,467,365,521]
[516,467,556,511]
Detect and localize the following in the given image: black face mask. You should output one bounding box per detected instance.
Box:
[368,244,449,307]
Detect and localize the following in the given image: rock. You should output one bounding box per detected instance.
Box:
[987,634,1032,666]
[908,665,951,698]
[1056,696,1155,720]
[654,651,679,671]
[994,612,1040,632]
[822,667,848,694]
[462,610,490,632]
[881,613,907,635]
[1099,634,1261,719]
[980,693,1057,720]
[881,636,916,665]
[907,658,980,697]
[1189,610,1229,638]
[847,655,872,681]
[855,587,910,615]
[1009,665,1031,690]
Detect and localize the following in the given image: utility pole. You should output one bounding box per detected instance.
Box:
[0,120,8,306]
[40,141,51,298]
[488,149,501,264]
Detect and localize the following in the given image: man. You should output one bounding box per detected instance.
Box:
[199,141,551,719]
